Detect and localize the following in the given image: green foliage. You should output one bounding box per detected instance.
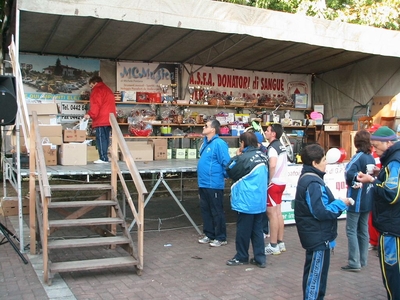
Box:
[216,0,400,30]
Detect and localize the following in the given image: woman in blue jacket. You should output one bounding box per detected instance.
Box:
[225,132,269,267]
[342,130,375,272]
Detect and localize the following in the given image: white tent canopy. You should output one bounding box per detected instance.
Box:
[11,0,400,120]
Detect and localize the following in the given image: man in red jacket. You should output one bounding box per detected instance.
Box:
[84,76,116,163]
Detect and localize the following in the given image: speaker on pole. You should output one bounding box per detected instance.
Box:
[0,76,17,126]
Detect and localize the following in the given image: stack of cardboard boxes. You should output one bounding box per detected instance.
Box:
[26,102,89,166]
[27,102,62,166]
[59,128,88,165]
[19,102,203,165]
[122,139,168,161]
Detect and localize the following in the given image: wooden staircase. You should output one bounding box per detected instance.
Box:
[34,183,140,284]
[29,112,147,285]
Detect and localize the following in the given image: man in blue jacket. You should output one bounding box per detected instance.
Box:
[357,126,400,300]
[197,120,231,247]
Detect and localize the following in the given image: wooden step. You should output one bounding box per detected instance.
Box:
[36,183,112,192]
[48,200,117,208]
[48,236,130,249]
[51,257,138,273]
[49,217,123,228]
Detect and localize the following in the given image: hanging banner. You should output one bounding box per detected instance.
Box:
[116,62,180,92]
[20,54,99,102]
[182,64,311,106]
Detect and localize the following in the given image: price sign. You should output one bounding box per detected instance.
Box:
[60,102,87,115]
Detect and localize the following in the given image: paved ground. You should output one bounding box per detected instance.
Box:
[1,209,388,300]
[0,176,388,300]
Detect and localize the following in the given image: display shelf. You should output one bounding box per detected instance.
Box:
[115,101,311,111]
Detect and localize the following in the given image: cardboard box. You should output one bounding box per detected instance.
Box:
[187,149,197,159]
[42,144,58,166]
[26,102,58,124]
[29,115,58,124]
[122,141,153,162]
[58,143,87,165]
[87,145,99,162]
[27,102,59,115]
[0,199,29,216]
[149,139,168,160]
[63,129,87,142]
[147,93,162,103]
[39,124,63,145]
[136,92,149,103]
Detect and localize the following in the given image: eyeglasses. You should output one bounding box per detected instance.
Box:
[371,141,386,148]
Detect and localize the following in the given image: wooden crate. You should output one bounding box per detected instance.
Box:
[338,121,354,131]
[0,199,29,216]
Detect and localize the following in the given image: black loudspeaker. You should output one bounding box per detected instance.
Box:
[0,76,17,126]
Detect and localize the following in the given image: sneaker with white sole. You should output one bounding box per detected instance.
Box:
[210,240,227,247]
[278,242,286,252]
[93,159,109,164]
[265,243,281,255]
[198,236,212,244]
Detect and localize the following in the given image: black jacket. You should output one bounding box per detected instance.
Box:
[373,142,400,236]
[294,165,347,251]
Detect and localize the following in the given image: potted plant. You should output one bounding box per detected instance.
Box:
[117,109,128,123]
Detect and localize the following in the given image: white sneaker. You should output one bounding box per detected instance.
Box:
[210,240,227,247]
[278,242,286,252]
[93,159,109,164]
[265,243,281,255]
[198,236,211,244]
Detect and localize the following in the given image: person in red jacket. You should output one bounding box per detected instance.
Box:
[84,76,116,163]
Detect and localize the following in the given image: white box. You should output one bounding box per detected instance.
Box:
[175,148,186,159]
[324,124,339,131]
[314,104,324,114]
[122,91,137,102]
[227,113,235,123]
[187,149,197,159]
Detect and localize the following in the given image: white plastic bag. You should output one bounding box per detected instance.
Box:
[73,118,89,130]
